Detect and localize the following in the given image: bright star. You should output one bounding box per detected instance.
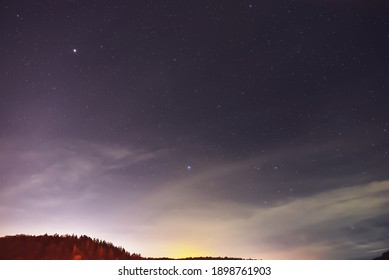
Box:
[73,48,77,53]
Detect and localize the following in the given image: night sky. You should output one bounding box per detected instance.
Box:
[1,0,389,259]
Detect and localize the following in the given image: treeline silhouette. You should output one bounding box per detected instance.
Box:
[0,234,245,260]
[0,234,142,260]
[1,234,386,260]
[374,250,389,260]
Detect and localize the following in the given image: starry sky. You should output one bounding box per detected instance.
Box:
[1,0,389,259]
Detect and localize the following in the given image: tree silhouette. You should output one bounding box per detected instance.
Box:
[0,234,248,260]
[0,234,141,260]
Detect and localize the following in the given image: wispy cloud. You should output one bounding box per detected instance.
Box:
[126,176,389,259]
[1,136,388,259]
[0,137,164,233]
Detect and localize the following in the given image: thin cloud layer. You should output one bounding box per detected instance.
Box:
[134,179,389,259]
[1,0,388,259]
[0,136,388,259]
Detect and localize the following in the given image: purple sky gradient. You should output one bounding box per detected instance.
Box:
[1,0,389,259]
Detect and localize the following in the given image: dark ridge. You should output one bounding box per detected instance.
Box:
[0,234,142,260]
[0,234,244,260]
[373,250,389,260]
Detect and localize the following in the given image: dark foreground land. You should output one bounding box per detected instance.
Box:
[1,234,387,260]
[374,251,389,260]
[0,234,243,260]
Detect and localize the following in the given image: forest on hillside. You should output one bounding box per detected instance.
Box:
[0,234,244,260]
[3,234,385,260]
[0,234,142,260]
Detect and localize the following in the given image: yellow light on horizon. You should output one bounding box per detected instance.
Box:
[168,243,212,259]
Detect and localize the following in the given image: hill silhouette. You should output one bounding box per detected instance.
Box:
[373,250,389,260]
[1,234,387,260]
[0,234,243,260]
[0,234,142,260]
[1,234,387,259]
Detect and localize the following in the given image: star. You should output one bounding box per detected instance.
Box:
[1,0,387,261]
